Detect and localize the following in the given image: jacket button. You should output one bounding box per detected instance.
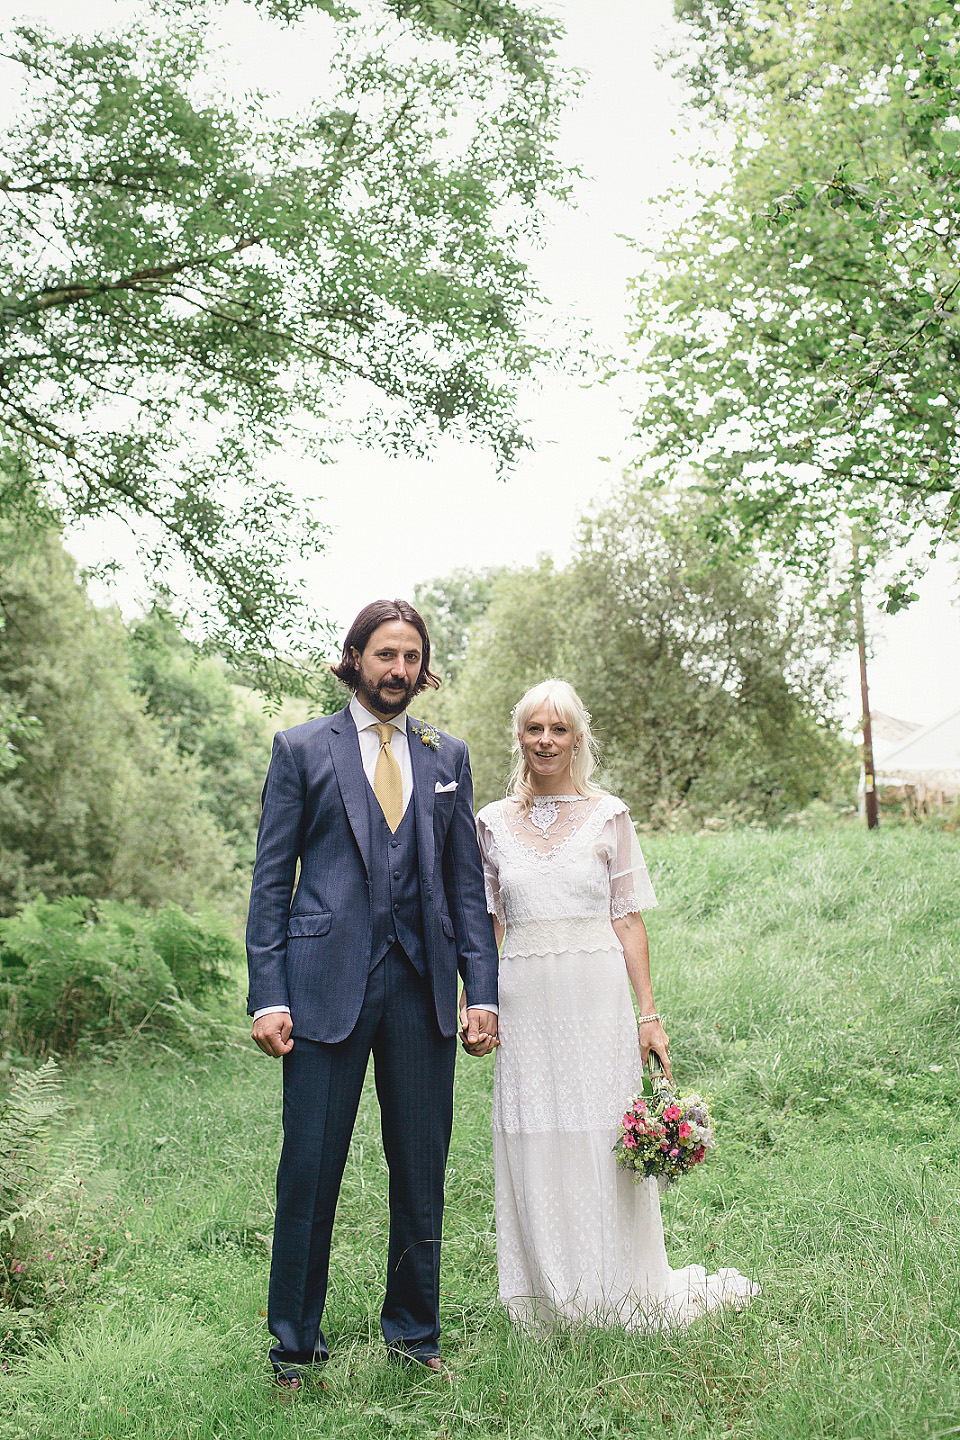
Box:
[393,871,400,880]
[390,840,400,849]
[393,902,400,911]
[387,935,395,945]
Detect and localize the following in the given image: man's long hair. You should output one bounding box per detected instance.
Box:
[331,599,441,695]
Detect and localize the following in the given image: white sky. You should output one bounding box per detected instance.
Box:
[4,0,960,728]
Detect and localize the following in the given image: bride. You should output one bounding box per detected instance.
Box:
[463,678,758,1330]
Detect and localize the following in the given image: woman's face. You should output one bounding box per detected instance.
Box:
[519,702,577,786]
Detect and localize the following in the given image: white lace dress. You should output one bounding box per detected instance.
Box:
[476,793,759,1330]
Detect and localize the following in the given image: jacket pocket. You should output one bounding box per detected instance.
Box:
[440,914,455,940]
[287,912,333,938]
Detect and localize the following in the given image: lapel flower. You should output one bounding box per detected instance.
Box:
[411,721,441,751]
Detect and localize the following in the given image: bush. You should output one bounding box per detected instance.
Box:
[126,902,240,1004]
[0,897,242,1057]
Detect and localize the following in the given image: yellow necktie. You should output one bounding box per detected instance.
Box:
[373,722,403,833]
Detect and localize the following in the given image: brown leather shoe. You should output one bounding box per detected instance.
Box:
[387,1348,448,1374]
[273,1373,304,1401]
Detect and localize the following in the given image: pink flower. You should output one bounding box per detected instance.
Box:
[669,1147,680,1159]
[12,1262,25,1274]
[678,1122,691,1140]
[622,1133,637,1149]
[622,1113,634,1129]
[663,1105,681,1123]
[693,1146,706,1163]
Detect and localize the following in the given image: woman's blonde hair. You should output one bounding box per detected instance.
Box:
[506,679,604,811]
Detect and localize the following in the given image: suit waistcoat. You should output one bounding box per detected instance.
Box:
[364,782,425,974]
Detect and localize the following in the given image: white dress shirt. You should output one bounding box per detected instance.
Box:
[349,694,413,815]
[253,697,496,1021]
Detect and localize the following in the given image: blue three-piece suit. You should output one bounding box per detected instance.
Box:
[246,703,499,1367]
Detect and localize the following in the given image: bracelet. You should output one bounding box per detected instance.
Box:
[637,1012,660,1025]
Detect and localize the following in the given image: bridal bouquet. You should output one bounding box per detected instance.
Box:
[613,1069,715,1188]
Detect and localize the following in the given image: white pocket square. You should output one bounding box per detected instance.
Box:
[435,780,458,793]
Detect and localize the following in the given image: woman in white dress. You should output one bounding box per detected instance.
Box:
[462,679,758,1331]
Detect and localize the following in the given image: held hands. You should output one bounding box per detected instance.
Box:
[639,1017,673,1086]
[458,990,499,1057]
[252,1011,294,1057]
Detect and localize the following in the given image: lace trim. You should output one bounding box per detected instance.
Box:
[611,884,658,918]
[501,915,622,960]
[484,883,505,927]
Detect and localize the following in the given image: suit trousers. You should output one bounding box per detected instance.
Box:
[267,944,457,1370]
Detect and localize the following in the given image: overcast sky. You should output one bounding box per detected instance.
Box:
[5,0,960,728]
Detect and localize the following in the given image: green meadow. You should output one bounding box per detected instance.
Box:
[2,827,959,1440]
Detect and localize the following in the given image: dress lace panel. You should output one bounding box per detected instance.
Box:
[475,795,657,961]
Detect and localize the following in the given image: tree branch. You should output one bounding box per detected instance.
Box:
[7,237,261,316]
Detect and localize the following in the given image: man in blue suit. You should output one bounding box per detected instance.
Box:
[247,598,499,1387]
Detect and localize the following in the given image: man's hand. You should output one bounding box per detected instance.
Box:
[460,1006,499,1057]
[252,1011,294,1057]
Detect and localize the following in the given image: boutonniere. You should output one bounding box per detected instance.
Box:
[411,722,441,752]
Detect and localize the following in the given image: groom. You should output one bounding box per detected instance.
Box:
[246,598,499,1386]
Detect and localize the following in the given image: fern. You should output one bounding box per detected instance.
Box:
[0,1060,67,1224]
[0,1061,100,1240]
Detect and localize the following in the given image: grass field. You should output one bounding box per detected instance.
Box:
[2,827,959,1439]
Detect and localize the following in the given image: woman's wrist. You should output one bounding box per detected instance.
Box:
[637,1012,660,1025]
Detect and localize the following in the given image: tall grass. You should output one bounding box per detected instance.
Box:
[1,828,958,1439]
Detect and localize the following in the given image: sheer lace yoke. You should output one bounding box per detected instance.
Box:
[501,795,606,863]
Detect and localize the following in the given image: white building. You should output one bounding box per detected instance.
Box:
[861,708,960,813]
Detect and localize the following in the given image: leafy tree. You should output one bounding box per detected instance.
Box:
[632,0,960,602]
[414,567,506,686]
[569,487,844,824]
[411,564,504,728]
[128,605,271,865]
[0,0,569,687]
[443,558,572,798]
[0,522,235,914]
[441,488,844,821]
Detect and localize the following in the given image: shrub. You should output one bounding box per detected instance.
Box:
[103,901,240,1005]
[0,897,242,1057]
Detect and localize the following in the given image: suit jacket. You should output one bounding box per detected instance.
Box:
[245,705,499,1043]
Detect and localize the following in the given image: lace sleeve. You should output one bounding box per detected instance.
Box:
[476,812,505,926]
[605,806,658,918]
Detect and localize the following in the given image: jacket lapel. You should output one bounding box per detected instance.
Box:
[328,706,372,875]
[407,716,437,880]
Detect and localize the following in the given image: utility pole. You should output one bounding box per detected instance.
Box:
[852,534,879,830]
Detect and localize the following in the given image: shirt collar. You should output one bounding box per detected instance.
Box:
[349,694,408,733]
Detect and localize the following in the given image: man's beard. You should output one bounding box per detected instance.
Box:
[356,671,414,717]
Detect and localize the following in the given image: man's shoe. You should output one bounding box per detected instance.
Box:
[388,1347,448,1375]
[273,1373,304,1401]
